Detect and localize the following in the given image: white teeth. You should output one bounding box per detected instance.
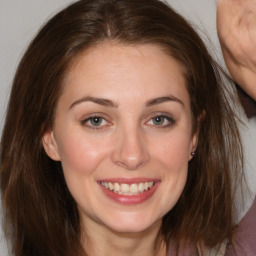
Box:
[113,183,120,192]
[129,183,138,193]
[138,183,144,192]
[121,183,130,193]
[108,182,114,191]
[101,181,155,195]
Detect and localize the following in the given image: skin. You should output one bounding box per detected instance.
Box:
[42,43,198,256]
[217,0,256,100]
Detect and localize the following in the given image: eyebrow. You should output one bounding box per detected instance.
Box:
[146,96,184,107]
[69,95,184,109]
[69,96,118,109]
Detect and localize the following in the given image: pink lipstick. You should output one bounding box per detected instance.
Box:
[98,178,160,205]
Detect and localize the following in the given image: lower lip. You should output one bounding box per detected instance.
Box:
[99,182,160,205]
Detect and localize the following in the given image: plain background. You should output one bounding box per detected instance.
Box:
[2,1,254,255]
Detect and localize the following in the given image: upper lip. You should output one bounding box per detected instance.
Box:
[98,177,160,184]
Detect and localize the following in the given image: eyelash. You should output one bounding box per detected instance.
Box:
[80,115,110,130]
[146,114,175,128]
[80,114,175,130]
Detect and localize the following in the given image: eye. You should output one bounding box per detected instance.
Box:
[81,116,109,129]
[146,114,175,128]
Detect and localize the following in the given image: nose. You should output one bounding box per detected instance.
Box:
[111,126,150,170]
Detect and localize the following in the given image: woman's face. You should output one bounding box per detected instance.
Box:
[43,44,198,234]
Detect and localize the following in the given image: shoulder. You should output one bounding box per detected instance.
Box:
[225,196,256,256]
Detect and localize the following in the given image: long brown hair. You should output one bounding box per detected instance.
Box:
[1,0,243,255]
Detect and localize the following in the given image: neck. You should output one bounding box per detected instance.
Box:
[81,219,166,256]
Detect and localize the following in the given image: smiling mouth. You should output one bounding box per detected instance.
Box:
[100,181,155,195]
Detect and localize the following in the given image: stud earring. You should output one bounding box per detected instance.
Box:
[191,152,196,157]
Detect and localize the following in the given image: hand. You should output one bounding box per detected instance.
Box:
[217,0,256,100]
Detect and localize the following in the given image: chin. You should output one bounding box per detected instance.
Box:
[101,212,162,234]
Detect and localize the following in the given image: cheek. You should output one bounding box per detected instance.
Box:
[160,141,189,187]
[156,135,190,209]
[56,131,110,175]
[152,132,192,167]
[153,132,191,193]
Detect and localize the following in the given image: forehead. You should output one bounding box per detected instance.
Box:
[61,43,190,108]
[67,43,187,79]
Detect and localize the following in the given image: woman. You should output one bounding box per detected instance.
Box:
[0,0,243,255]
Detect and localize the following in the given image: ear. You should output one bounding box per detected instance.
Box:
[188,132,199,161]
[188,110,205,161]
[42,130,61,161]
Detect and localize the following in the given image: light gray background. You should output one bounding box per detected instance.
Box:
[1,1,255,255]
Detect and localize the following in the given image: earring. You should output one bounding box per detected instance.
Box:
[191,152,196,157]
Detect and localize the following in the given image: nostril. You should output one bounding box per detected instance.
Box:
[110,130,150,170]
[113,153,150,170]
[114,161,129,169]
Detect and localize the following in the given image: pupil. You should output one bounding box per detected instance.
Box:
[91,117,102,126]
[154,116,164,125]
